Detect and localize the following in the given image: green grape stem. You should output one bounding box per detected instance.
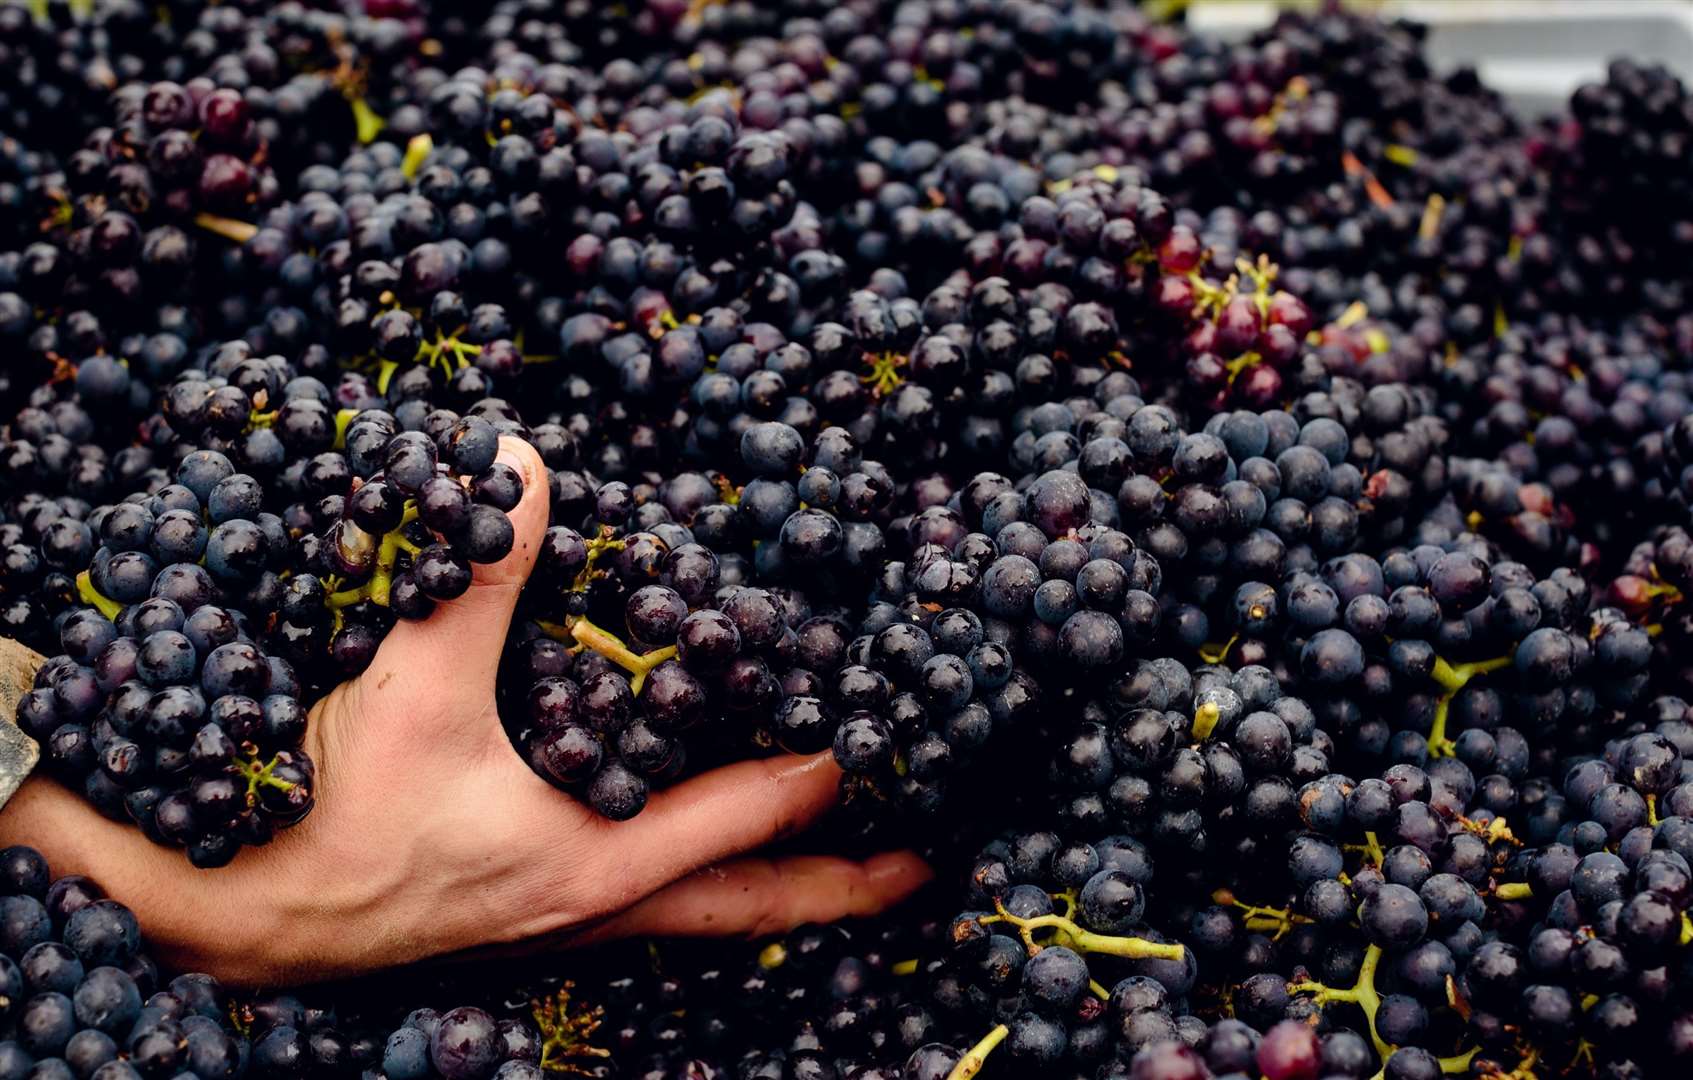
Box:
[1433,1048,1481,1077]
[416,330,483,378]
[232,752,298,805]
[349,96,386,145]
[1185,269,1235,320]
[248,406,358,442]
[332,407,359,449]
[859,350,908,396]
[1190,700,1222,741]
[536,617,676,696]
[1289,944,1390,1062]
[401,133,434,180]
[1236,254,1280,319]
[1342,830,1385,869]
[1287,945,1475,1077]
[370,331,482,393]
[1470,1047,1541,1080]
[323,505,421,613]
[980,899,1186,962]
[193,213,259,245]
[530,985,610,1075]
[1196,632,1238,666]
[1427,653,1512,757]
[75,571,122,621]
[1211,888,1309,940]
[572,529,627,593]
[1222,350,1262,386]
[944,1024,1008,1080]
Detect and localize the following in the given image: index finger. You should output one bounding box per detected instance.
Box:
[567,851,934,945]
[584,752,846,906]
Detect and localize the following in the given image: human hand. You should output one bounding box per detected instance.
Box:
[0,437,931,984]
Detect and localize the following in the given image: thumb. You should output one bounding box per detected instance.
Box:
[360,436,550,719]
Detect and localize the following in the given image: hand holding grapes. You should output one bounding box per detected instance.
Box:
[0,438,931,984]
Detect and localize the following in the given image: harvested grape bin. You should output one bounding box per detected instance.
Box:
[1,1,1692,1079]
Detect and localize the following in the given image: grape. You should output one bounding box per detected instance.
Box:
[428,1009,500,1080]
[1256,1021,1321,1080]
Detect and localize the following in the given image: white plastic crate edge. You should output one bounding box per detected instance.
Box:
[1187,0,1693,117]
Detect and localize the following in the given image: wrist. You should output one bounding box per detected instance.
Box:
[0,720,39,814]
[0,776,289,982]
[0,637,43,814]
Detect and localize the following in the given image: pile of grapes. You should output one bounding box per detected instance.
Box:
[6,0,1693,1075]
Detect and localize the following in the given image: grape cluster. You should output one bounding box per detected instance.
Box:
[289,411,522,673]
[502,519,799,819]
[374,1003,555,1080]
[16,599,312,869]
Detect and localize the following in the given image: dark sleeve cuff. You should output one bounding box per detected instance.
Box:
[0,723,38,811]
[0,639,44,812]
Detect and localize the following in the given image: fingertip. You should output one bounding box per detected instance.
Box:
[494,434,543,490]
[786,750,846,786]
[476,437,549,587]
[759,751,846,827]
[864,850,935,896]
[494,436,548,533]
